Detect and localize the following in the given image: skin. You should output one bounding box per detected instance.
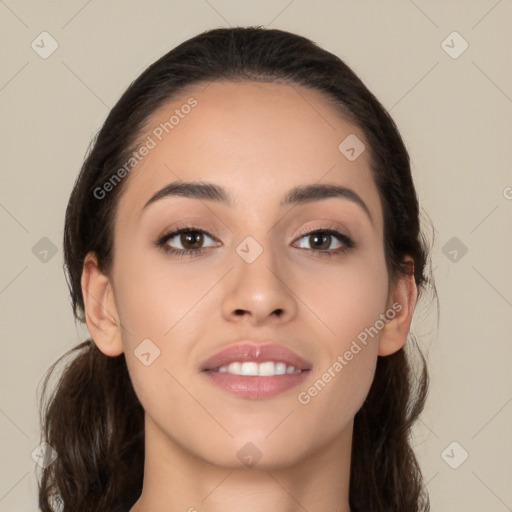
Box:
[81,80,417,512]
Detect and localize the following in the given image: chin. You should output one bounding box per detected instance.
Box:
[192,433,311,472]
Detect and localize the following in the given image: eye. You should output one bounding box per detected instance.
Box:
[293,226,355,257]
[155,225,219,258]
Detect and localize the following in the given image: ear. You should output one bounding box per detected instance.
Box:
[378,257,418,356]
[81,251,124,357]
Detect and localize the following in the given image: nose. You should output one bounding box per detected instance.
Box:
[221,247,298,327]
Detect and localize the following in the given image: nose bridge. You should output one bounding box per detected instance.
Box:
[235,232,285,295]
[221,232,297,323]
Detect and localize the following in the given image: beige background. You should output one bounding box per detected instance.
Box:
[1,1,511,510]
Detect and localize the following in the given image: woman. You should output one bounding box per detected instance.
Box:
[38,26,435,512]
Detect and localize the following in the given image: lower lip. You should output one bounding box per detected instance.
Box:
[202,369,311,399]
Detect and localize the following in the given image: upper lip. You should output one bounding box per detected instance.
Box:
[200,341,312,371]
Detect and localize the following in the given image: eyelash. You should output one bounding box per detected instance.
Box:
[155,224,355,259]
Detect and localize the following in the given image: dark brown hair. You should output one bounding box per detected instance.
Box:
[37,26,436,512]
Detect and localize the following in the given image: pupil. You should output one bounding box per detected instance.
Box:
[182,232,202,249]
[312,234,329,250]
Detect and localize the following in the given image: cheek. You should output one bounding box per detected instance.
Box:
[111,252,216,407]
[293,274,387,444]
[300,250,389,345]
[295,250,388,399]
[111,246,212,343]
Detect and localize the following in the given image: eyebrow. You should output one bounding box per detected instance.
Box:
[141,180,373,224]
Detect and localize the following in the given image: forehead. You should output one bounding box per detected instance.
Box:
[114,80,382,228]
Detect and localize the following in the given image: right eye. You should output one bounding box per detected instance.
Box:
[155,226,220,257]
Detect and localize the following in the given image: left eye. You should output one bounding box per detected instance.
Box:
[158,228,218,252]
[294,229,351,252]
[294,231,342,251]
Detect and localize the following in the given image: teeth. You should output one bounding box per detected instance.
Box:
[215,361,301,376]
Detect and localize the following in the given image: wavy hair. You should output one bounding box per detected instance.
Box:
[37,26,436,512]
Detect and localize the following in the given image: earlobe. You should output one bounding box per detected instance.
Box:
[81,252,124,357]
[378,260,418,357]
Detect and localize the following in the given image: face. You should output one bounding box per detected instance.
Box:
[92,80,400,469]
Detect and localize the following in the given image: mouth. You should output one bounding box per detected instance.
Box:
[200,341,312,399]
